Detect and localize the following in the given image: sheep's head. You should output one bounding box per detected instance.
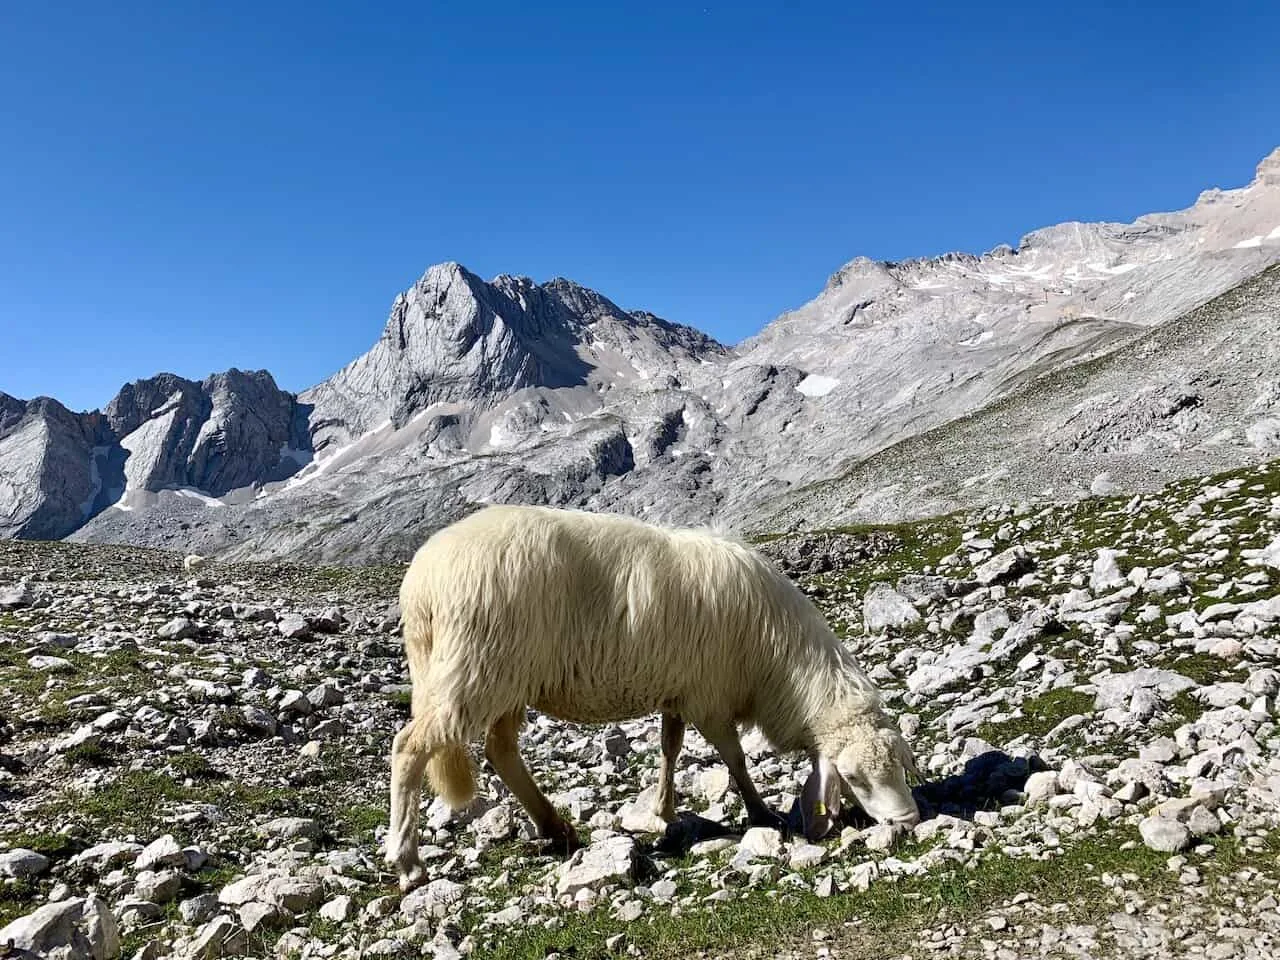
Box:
[801,719,920,841]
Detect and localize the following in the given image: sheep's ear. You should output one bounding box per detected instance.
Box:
[891,730,923,784]
[799,757,842,842]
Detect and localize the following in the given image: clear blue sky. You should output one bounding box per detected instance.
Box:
[3,1,1278,412]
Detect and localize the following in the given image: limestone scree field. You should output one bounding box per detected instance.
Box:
[2,460,1280,959]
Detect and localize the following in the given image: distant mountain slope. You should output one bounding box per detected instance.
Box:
[3,147,1278,560]
[758,262,1280,532]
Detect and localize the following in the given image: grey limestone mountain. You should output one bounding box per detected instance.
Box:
[4,147,1280,560]
[0,370,309,541]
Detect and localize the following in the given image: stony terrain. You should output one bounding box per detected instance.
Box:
[2,458,1279,959]
[5,150,1280,562]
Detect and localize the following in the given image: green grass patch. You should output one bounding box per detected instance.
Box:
[977,688,1095,743]
[0,831,77,859]
[480,829,1177,960]
[1166,690,1207,726]
[165,751,221,780]
[385,689,412,713]
[0,879,43,929]
[1163,652,1244,686]
[336,803,387,841]
[61,740,114,766]
[67,770,200,828]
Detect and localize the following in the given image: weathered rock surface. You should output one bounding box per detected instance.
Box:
[0,896,120,960]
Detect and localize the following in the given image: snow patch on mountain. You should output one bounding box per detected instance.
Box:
[796,375,839,398]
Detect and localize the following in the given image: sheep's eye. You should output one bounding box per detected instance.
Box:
[839,769,868,792]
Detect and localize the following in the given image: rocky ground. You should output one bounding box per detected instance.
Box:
[2,460,1279,959]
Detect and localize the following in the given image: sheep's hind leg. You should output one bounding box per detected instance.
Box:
[485,710,580,855]
[386,716,438,891]
[697,720,790,836]
[654,713,684,822]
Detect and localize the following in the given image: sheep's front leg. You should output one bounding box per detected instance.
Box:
[654,713,685,822]
[485,710,581,855]
[698,721,790,836]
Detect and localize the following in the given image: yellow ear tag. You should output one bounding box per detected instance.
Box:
[815,802,826,816]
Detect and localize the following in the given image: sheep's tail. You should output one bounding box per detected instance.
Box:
[426,744,476,810]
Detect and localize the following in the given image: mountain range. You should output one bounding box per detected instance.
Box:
[4,147,1280,561]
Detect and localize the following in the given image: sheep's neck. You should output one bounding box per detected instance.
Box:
[751,636,881,756]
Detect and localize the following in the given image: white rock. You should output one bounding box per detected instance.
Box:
[1023,770,1060,806]
[71,841,143,869]
[0,848,50,879]
[178,894,220,925]
[862,823,899,851]
[218,873,324,912]
[278,689,312,715]
[400,878,466,919]
[1090,473,1119,496]
[490,904,525,925]
[788,843,827,869]
[471,804,515,841]
[699,766,732,804]
[188,915,248,958]
[237,901,284,934]
[690,837,736,857]
[1089,549,1127,592]
[618,786,668,834]
[1185,805,1223,837]
[276,613,312,639]
[318,895,355,922]
[649,878,678,901]
[555,836,637,896]
[0,896,120,960]
[134,869,182,904]
[1253,534,1280,570]
[136,834,186,871]
[862,583,921,633]
[972,548,1033,586]
[257,817,321,840]
[737,827,783,860]
[1139,817,1191,853]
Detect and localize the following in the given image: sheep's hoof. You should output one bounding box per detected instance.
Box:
[398,862,427,892]
[540,820,582,857]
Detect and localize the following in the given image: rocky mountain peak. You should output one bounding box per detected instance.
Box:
[826,256,896,290]
[106,373,205,436]
[1255,145,1280,187]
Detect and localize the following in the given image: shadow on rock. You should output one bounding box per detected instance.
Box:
[648,813,739,859]
[912,750,1047,821]
[643,750,1045,857]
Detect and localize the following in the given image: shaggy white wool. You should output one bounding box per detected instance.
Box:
[387,505,918,889]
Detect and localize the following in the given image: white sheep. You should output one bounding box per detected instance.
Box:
[386,505,919,890]
[182,554,208,573]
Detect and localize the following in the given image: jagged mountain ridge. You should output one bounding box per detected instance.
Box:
[5,147,1280,560]
[0,370,309,541]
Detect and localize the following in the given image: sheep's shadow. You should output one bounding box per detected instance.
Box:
[911,749,1042,821]
[648,750,1040,858]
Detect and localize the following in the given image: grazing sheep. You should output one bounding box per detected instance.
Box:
[387,505,919,890]
[182,554,208,573]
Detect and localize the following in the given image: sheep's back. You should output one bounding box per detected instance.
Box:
[402,506,790,730]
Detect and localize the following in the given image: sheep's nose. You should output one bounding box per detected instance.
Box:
[893,810,920,829]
